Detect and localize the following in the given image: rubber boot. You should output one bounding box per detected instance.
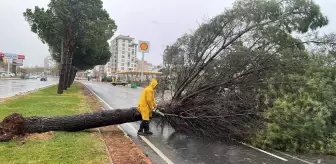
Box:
[137,121,145,135]
[143,120,153,135]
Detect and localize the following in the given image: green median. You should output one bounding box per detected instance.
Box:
[0,83,108,164]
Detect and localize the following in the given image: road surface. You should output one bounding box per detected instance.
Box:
[0,78,58,98]
[83,81,336,164]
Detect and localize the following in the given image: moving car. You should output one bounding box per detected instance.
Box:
[40,76,47,81]
[111,80,128,86]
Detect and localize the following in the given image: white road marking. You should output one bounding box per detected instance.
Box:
[239,142,288,161]
[125,123,174,164]
[275,150,314,164]
[83,83,174,164]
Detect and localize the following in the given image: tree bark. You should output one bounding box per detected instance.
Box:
[67,66,74,88]
[0,108,141,141]
[70,69,77,85]
[57,64,65,94]
[63,55,69,90]
[57,37,66,94]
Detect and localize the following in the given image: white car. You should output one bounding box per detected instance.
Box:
[0,72,15,77]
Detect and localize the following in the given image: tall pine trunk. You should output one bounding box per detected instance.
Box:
[70,69,77,85]
[0,108,142,141]
[57,38,65,94]
[63,22,73,90]
[63,54,69,90]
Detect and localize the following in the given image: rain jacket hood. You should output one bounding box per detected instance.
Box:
[149,78,158,89]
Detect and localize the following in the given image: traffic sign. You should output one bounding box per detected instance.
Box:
[138,40,150,53]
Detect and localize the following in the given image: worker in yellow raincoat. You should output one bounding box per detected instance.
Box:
[137,78,158,135]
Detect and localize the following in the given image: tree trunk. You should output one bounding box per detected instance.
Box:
[63,55,69,90]
[0,108,142,142]
[63,22,74,90]
[57,63,65,94]
[70,69,77,85]
[67,66,74,88]
[57,37,66,94]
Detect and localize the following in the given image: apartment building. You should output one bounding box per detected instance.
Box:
[105,35,138,76]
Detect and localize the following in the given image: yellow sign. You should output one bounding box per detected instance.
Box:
[138,40,150,53]
[140,42,149,51]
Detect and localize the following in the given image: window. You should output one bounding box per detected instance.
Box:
[122,43,125,46]
[122,40,125,42]
[128,48,130,51]
[122,55,125,58]
[127,62,130,67]
[122,51,125,54]
[121,59,125,62]
[121,67,124,70]
[121,63,124,66]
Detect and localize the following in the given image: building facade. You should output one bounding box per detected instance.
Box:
[105,35,138,76]
[135,60,154,72]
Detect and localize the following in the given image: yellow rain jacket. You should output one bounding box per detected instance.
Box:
[137,79,158,120]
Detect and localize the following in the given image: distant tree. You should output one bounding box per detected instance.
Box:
[24,0,116,93]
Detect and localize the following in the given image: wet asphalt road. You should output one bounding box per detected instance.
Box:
[0,78,58,98]
[83,81,336,164]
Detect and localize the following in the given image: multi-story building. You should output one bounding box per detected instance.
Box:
[106,35,138,76]
[135,60,154,72]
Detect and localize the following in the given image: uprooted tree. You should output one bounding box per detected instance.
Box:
[1,0,336,154]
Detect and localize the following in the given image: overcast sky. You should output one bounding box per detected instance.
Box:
[0,0,335,67]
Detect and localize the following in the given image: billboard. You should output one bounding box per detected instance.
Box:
[13,59,23,64]
[13,63,23,66]
[0,52,25,60]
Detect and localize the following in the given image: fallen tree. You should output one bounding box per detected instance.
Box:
[1,0,334,151]
[0,108,142,142]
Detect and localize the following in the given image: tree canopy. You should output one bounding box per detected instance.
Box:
[23,0,116,70]
[159,0,335,154]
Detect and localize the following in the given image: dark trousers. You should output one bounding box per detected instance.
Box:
[138,120,150,132]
